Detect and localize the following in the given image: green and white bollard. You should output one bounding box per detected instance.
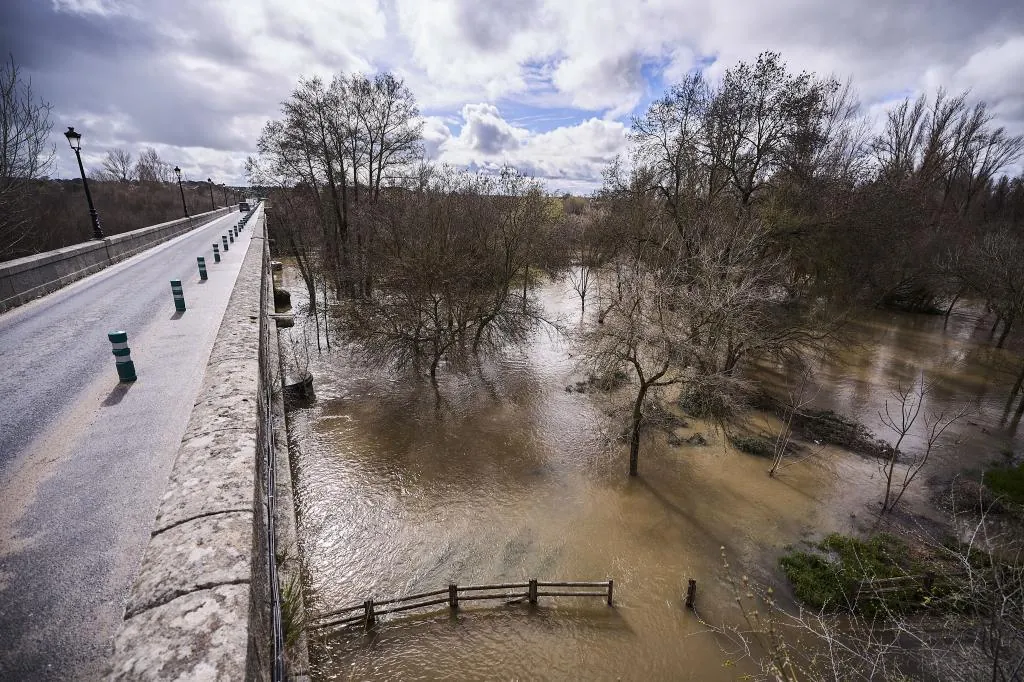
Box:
[170,279,186,312]
[108,330,137,382]
[222,235,229,252]
[197,256,208,280]
[212,243,221,263]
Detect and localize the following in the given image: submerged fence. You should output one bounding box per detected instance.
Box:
[310,579,614,632]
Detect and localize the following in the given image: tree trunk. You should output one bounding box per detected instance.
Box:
[629,384,649,476]
[943,291,961,327]
[522,263,529,312]
[322,273,330,350]
[1008,362,1024,410]
[997,315,1014,348]
[1012,392,1024,431]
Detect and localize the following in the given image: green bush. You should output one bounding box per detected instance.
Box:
[780,533,922,613]
[730,434,775,458]
[985,463,1024,505]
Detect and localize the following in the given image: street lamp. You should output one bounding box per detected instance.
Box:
[63,127,104,239]
[173,166,190,218]
[207,177,215,211]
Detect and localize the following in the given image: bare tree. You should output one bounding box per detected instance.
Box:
[768,366,818,477]
[582,156,826,476]
[877,377,969,512]
[712,52,837,208]
[0,54,54,255]
[962,229,1024,348]
[344,73,424,202]
[338,167,549,383]
[564,207,610,316]
[134,147,173,183]
[100,148,135,182]
[251,71,425,301]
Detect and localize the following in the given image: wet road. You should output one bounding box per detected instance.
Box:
[0,211,253,680]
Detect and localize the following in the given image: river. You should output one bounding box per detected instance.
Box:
[280,267,1022,680]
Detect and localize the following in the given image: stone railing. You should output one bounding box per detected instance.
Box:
[108,204,309,681]
[0,207,232,314]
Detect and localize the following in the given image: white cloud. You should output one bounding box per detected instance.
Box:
[923,37,1024,126]
[434,105,629,192]
[10,0,1024,185]
[458,103,529,154]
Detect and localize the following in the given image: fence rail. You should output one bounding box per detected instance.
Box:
[310,579,614,632]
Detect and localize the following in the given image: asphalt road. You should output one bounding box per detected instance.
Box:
[0,212,254,680]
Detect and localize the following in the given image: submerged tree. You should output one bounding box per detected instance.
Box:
[877,377,969,513]
[339,166,555,382]
[582,160,824,476]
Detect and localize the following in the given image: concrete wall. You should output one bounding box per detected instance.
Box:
[108,207,308,681]
[0,207,233,314]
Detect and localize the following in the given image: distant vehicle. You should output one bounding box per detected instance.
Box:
[238,201,250,212]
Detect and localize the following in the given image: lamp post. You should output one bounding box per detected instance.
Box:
[173,166,189,218]
[207,177,215,211]
[63,127,104,240]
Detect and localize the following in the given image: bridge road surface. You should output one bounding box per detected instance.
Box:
[0,211,254,680]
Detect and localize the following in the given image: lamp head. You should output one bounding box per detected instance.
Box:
[64,126,82,151]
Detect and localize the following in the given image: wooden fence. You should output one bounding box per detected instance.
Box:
[309,579,614,632]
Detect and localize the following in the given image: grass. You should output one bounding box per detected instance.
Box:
[280,573,307,650]
[984,462,1024,505]
[780,533,926,614]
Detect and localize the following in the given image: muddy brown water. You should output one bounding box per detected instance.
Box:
[281,267,1022,681]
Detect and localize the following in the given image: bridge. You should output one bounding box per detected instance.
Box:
[0,205,305,680]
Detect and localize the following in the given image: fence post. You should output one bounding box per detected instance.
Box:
[448,584,459,611]
[528,579,538,605]
[170,280,186,312]
[212,243,220,263]
[607,579,614,606]
[685,579,697,610]
[363,599,375,631]
[197,256,207,281]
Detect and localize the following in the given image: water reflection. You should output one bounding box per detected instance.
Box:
[284,267,1021,680]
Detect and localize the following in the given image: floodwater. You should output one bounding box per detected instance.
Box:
[282,267,1023,681]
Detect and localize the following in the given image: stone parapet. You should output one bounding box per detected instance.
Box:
[108,204,307,681]
[0,206,232,314]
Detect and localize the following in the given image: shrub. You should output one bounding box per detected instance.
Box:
[985,463,1024,505]
[730,434,775,458]
[780,533,923,614]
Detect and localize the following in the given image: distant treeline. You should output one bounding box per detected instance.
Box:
[0,56,247,261]
[1,178,239,261]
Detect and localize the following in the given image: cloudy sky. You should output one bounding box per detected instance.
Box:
[2,0,1023,192]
